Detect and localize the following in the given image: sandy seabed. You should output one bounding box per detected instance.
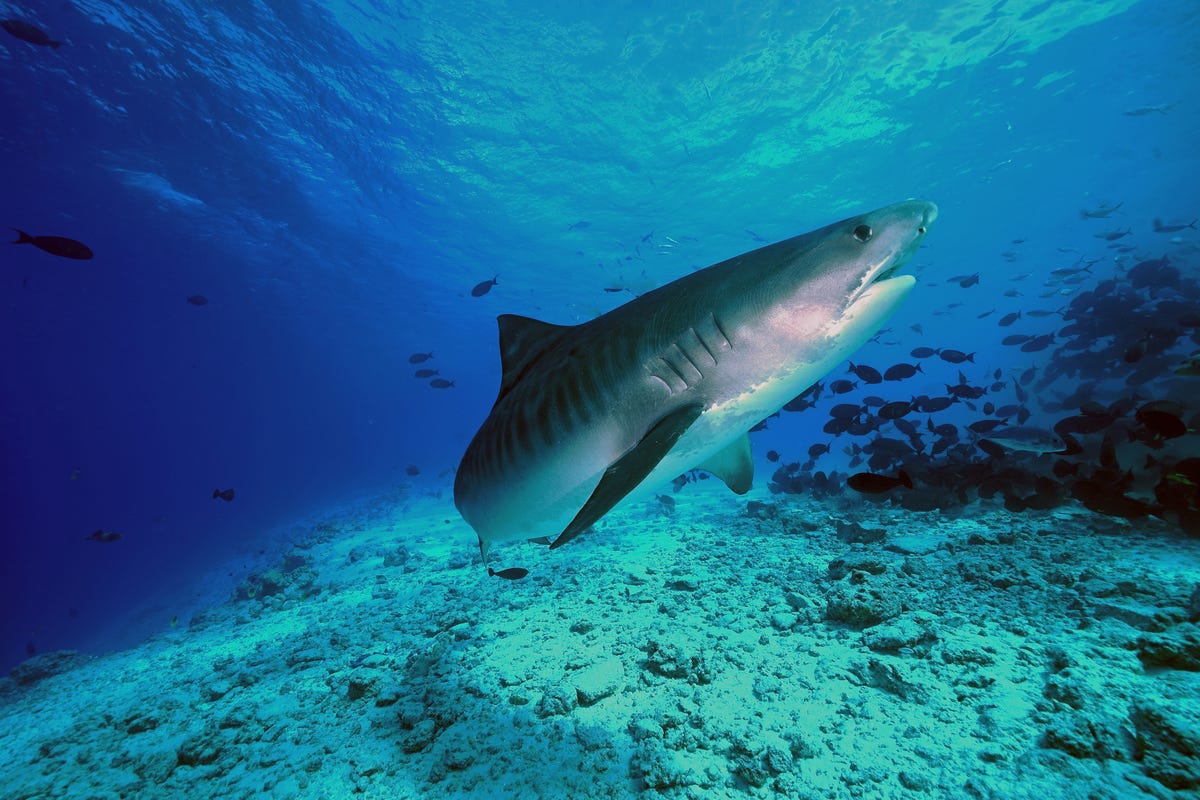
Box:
[2,483,1198,800]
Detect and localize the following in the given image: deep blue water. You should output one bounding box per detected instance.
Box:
[2,1,1197,673]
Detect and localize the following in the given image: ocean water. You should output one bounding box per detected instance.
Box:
[2,1,1199,798]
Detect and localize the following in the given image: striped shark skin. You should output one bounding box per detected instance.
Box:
[455,199,937,571]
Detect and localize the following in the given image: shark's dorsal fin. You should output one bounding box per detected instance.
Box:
[496,314,571,402]
[550,403,705,550]
[698,433,754,494]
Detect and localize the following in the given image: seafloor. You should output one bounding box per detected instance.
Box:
[3,483,1198,800]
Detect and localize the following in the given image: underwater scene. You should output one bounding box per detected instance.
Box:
[2,1,1199,798]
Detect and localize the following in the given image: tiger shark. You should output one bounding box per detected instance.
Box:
[455,199,937,571]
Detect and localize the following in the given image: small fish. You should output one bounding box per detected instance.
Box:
[1019,334,1055,352]
[938,350,974,364]
[430,378,455,389]
[567,221,591,231]
[212,487,235,502]
[829,379,857,394]
[2,19,62,48]
[488,566,529,580]
[744,229,769,243]
[1080,201,1122,219]
[847,363,883,384]
[1152,219,1197,233]
[910,347,939,359]
[84,529,122,543]
[1123,338,1149,363]
[656,494,676,510]
[878,401,912,420]
[169,615,178,627]
[847,470,912,494]
[808,442,832,458]
[998,311,1021,327]
[1094,228,1130,241]
[1122,104,1171,116]
[11,228,92,259]
[1136,407,1186,439]
[884,363,922,380]
[950,273,980,288]
[765,450,781,463]
[408,352,434,364]
[186,294,208,306]
[405,464,420,476]
[471,276,499,297]
[414,368,439,378]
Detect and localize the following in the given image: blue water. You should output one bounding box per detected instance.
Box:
[1,0,1197,674]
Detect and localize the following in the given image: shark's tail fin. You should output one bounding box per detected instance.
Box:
[11,228,33,244]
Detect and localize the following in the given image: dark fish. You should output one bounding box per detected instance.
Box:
[847,470,912,494]
[430,378,455,389]
[11,228,92,259]
[884,363,921,381]
[847,363,882,384]
[84,529,122,543]
[212,488,236,502]
[471,276,499,297]
[488,567,529,580]
[2,19,61,48]
[1152,218,1197,233]
[829,379,857,394]
[656,494,676,510]
[878,401,912,420]
[808,442,831,458]
[186,294,208,306]
[567,221,591,231]
[830,403,863,419]
[998,311,1021,327]
[910,347,939,359]
[414,368,439,378]
[939,350,974,364]
[1123,339,1149,363]
[405,464,420,476]
[1094,228,1130,241]
[409,352,434,364]
[766,450,781,463]
[1080,201,1122,218]
[1136,407,1187,439]
[951,273,980,288]
[968,419,1007,434]
[912,396,955,413]
[1020,334,1055,352]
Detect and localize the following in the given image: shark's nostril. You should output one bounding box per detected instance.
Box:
[918,226,926,234]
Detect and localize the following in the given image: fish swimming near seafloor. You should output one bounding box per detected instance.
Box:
[454,200,937,570]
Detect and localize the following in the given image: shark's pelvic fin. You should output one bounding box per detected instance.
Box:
[550,403,705,550]
[697,433,754,494]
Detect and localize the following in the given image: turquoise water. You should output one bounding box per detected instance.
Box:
[2,2,1199,797]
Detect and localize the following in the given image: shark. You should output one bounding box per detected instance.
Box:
[455,199,937,571]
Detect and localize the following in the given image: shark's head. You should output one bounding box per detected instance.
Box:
[725,199,937,358]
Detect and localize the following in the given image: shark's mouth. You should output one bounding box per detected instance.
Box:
[873,264,901,283]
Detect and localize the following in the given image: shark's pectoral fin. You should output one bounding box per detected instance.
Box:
[698,433,754,494]
[550,403,705,550]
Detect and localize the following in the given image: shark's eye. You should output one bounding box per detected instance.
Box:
[853,224,873,243]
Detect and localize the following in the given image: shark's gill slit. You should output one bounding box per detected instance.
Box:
[672,342,703,380]
[692,326,719,364]
[710,313,732,351]
[648,374,672,393]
